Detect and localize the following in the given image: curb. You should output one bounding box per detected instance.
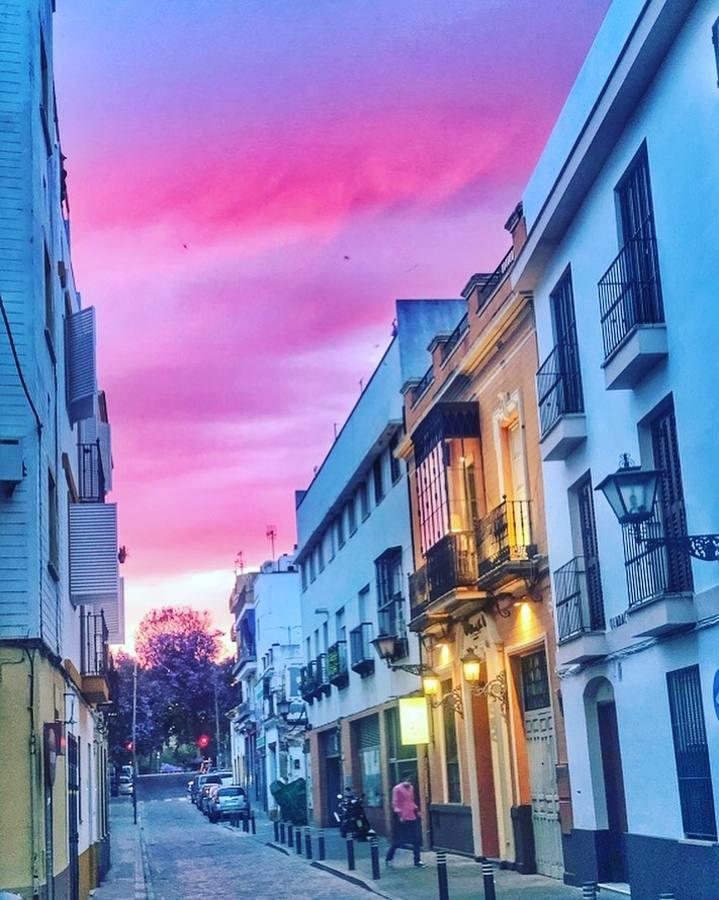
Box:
[136,804,155,900]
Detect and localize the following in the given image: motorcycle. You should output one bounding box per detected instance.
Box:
[334,790,376,841]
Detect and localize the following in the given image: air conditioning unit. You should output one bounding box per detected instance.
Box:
[0,439,24,495]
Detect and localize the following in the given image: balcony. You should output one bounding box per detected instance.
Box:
[536,332,586,461]
[441,313,469,363]
[327,640,349,689]
[411,365,435,409]
[477,499,537,588]
[622,521,695,637]
[409,566,430,621]
[553,557,608,664]
[299,661,318,704]
[315,653,331,698]
[78,441,106,502]
[80,610,110,704]
[476,246,514,312]
[349,623,375,677]
[598,224,666,390]
[426,532,478,601]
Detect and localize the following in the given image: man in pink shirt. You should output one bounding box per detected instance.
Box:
[385,773,426,867]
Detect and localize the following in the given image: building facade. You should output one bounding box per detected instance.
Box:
[511,1,719,896]
[295,300,466,837]
[397,237,568,875]
[0,2,122,898]
[228,556,305,814]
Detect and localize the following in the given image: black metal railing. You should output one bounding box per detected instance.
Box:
[536,329,584,437]
[412,365,435,408]
[598,219,664,360]
[349,623,375,677]
[327,640,349,688]
[477,247,514,311]
[78,441,105,502]
[409,566,429,620]
[299,661,318,703]
[315,653,331,696]
[80,609,109,676]
[426,531,478,601]
[554,556,605,643]
[441,313,469,362]
[622,514,693,608]
[477,498,535,579]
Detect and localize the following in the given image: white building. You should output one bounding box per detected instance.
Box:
[295,299,466,836]
[0,2,122,897]
[228,555,304,814]
[512,1,719,896]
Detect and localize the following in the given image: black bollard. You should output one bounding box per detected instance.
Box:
[318,830,326,861]
[304,827,313,859]
[437,850,449,900]
[287,823,294,847]
[273,820,280,842]
[482,861,496,900]
[242,814,249,833]
[346,835,356,871]
[279,821,286,844]
[295,828,302,855]
[251,814,256,835]
[370,836,380,880]
[581,883,597,900]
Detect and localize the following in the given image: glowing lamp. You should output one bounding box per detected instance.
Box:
[422,672,440,696]
[461,648,482,683]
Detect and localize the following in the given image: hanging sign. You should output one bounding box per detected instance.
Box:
[399,697,430,745]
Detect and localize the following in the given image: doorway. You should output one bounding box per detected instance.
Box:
[67,735,80,900]
[321,728,341,826]
[597,700,628,882]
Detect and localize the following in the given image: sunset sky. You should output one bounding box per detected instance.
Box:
[53,1,610,645]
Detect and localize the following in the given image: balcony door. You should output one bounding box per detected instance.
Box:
[550,271,582,416]
[576,476,604,631]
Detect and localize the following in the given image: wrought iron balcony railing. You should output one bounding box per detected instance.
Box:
[327,640,349,688]
[411,365,435,408]
[553,556,605,643]
[425,531,478,602]
[78,441,106,502]
[349,623,375,677]
[299,661,318,703]
[315,653,331,697]
[477,498,536,582]
[536,329,584,438]
[598,219,664,360]
[441,313,469,362]
[80,609,109,677]
[622,516,693,608]
[477,246,514,311]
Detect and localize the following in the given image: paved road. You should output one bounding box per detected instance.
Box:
[141,795,368,900]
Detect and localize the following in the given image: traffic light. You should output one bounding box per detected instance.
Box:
[125,740,134,752]
[196,734,210,750]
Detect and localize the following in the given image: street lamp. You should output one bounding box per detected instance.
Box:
[460,648,482,683]
[371,632,399,663]
[276,696,291,719]
[597,453,719,560]
[421,671,440,696]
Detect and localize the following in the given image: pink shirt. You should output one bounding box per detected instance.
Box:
[392,782,418,822]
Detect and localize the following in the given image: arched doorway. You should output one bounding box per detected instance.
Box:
[584,678,628,883]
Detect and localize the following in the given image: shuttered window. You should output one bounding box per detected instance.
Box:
[667,665,717,840]
[69,503,118,606]
[355,714,383,807]
[65,307,97,424]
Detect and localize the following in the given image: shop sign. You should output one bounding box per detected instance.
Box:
[399,697,429,745]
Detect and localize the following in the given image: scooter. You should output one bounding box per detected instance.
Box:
[334,790,376,841]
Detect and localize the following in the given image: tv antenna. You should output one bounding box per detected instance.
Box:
[266,526,277,568]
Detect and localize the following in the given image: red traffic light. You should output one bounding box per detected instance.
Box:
[197,734,211,749]
[125,741,134,752]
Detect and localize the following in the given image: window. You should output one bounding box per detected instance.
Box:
[520,650,551,711]
[348,496,357,535]
[373,456,385,504]
[336,513,345,549]
[354,715,383,807]
[358,482,370,520]
[317,542,325,573]
[44,245,54,347]
[301,563,307,592]
[574,474,605,630]
[713,18,719,88]
[616,144,654,245]
[335,608,346,643]
[376,548,403,636]
[442,680,461,802]
[48,470,59,579]
[309,552,316,583]
[389,433,401,484]
[39,33,51,152]
[385,707,418,791]
[667,665,717,841]
[415,443,449,553]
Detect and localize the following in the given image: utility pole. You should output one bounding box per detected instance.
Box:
[214,675,222,769]
[132,657,138,824]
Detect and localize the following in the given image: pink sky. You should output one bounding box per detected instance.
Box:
[53,1,610,644]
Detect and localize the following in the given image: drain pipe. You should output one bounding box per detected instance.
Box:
[25,649,41,897]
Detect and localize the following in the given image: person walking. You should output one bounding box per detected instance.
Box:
[385,772,426,868]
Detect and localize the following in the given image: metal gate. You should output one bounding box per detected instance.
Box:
[67,735,80,900]
[521,652,563,879]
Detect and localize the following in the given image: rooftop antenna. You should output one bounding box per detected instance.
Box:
[359,377,364,392]
[333,423,338,440]
[234,551,244,576]
[266,526,277,570]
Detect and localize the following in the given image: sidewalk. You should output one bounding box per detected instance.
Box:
[90,798,148,900]
[228,810,584,900]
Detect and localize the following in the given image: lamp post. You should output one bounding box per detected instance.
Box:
[596,453,719,560]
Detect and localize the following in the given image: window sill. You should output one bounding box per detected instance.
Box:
[678,838,718,847]
[47,560,60,583]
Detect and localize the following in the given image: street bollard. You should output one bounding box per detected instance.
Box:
[581,883,597,900]
[279,821,286,844]
[304,827,313,859]
[251,814,256,835]
[346,835,356,871]
[295,828,302,855]
[242,815,249,833]
[436,851,449,900]
[287,824,294,847]
[318,830,326,861]
[482,861,496,900]
[273,820,280,842]
[370,836,381,880]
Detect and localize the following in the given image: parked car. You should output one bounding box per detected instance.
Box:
[121,765,133,779]
[118,775,133,796]
[200,783,222,816]
[187,777,195,798]
[209,786,249,823]
[191,771,232,805]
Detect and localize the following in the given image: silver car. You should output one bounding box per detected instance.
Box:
[208,786,249,823]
